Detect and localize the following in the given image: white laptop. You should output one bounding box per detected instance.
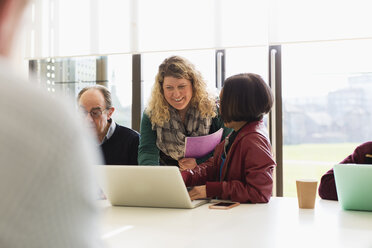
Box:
[97,165,209,209]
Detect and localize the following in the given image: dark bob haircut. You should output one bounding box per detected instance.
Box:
[220,73,273,123]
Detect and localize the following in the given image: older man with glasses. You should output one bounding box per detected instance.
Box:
[78,85,139,165]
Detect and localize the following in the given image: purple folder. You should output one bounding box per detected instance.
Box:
[184,128,223,158]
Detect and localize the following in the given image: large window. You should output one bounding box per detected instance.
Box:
[30,38,372,197]
[27,0,372,197]
[282,40,372,196]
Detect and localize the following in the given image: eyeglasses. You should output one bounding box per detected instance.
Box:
[80,107,108,119]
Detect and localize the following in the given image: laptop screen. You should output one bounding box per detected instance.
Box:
[97,165,208,209]
[334,163,372,211]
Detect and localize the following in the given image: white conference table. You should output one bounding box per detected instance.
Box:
[100,197,372,248]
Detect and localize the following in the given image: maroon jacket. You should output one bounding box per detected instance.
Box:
[182,120,276,203]
[318,141,372,200]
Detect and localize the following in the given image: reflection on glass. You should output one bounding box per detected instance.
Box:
[32,56,97,100]
[30,55,132,128]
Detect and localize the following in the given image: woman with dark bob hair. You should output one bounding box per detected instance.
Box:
[182,73,276,203]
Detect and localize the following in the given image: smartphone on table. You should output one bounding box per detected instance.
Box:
[209,201,240,209]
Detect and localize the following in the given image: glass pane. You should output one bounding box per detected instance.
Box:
[107,54,132,128]
[32,56,98,100]
[98,0,130,54]
[272,0,372,43]
[282,40,372,197]
[30,55,133,128]
[142,50,217,109]
[225,46,268,81]
[220,0,268,47]
[138,0,215,51]
[58,0,92,56]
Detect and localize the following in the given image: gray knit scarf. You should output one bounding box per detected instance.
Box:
[154,106,212,161]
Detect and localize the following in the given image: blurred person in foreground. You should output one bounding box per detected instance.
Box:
[0,0,102,247]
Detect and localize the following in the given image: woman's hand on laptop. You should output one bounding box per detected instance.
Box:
[179,158,197,171]
[188,185,206,200]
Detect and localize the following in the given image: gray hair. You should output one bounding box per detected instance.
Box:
[77,85,112,109]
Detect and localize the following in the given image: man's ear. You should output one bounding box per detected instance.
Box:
[107,107,115,120]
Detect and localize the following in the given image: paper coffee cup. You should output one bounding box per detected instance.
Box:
[296,179,318,209]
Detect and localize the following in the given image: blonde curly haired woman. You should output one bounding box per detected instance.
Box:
[138,56,231,169]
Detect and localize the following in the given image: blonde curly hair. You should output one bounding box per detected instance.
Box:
[146,56,217,127]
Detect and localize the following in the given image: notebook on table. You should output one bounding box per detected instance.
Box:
[334,163,372,211]
[97,165,209,209]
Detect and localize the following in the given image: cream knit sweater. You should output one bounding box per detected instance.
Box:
[0,58,102,248]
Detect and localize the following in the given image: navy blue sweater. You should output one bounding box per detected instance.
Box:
[100,123,140,165]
